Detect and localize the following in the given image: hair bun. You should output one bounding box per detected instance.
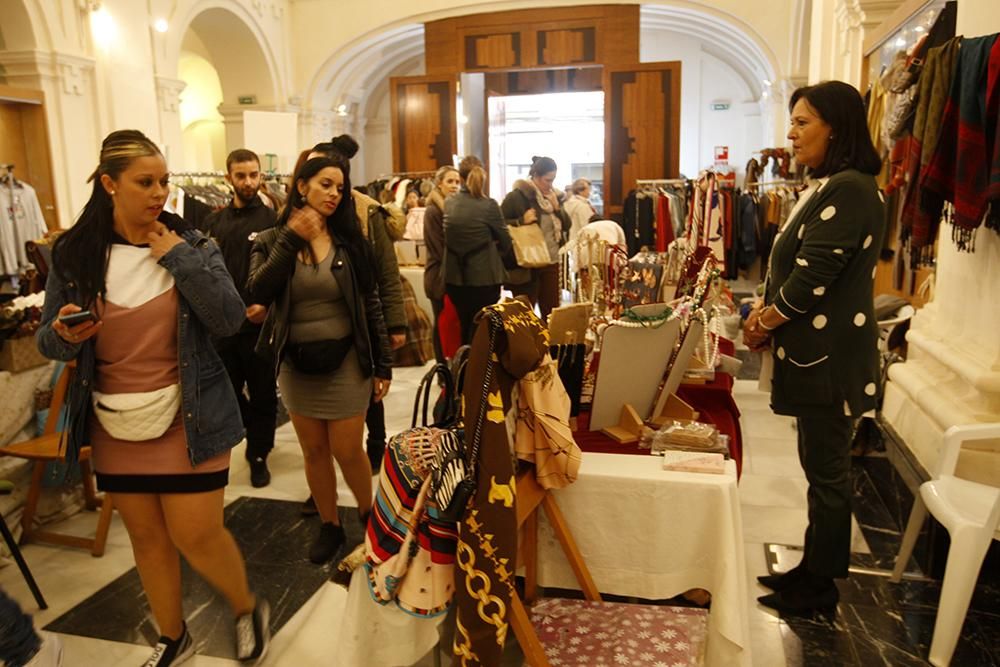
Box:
[531,155,541,163]
[331,135,359,159]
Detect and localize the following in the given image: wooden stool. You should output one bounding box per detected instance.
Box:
[0,364,114,557]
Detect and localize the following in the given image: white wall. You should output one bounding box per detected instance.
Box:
[640,31,763,179]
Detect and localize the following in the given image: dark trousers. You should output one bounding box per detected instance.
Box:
[508,264,560,323]
[216,330,278,462]
[447,284,501,345]
[430,297,445,365]
[0,588,40,666]
[797,415,853,579]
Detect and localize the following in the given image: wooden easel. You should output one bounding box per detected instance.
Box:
[510,470,602,667]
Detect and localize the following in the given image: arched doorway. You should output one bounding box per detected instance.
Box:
[303,2,781,192]
[170,4,281,171]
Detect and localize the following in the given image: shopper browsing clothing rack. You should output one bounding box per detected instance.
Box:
[501,156,572,321]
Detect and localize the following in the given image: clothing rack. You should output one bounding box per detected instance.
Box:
[377,170,437,179]
[746,179,802,189]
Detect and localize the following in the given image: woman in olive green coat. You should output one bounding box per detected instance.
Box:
[744,81,884,613]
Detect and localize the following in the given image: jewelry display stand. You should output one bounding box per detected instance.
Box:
[589,314,680,431]
[649,318,705,421]
[601,404,644,443]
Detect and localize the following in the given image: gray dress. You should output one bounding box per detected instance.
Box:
[278,250,372,419]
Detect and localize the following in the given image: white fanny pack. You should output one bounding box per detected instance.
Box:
[92,384,181,442]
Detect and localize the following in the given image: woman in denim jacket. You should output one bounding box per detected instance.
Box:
[36,130,268,666]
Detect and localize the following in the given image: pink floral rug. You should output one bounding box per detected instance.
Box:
[530,598,708,666]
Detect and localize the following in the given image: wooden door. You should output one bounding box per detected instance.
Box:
[0,85,58,231]
[389,76,458,173]
[603,62,682,217]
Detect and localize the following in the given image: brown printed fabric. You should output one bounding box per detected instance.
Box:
[452,299,548,667]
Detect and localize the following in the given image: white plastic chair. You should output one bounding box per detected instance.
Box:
[890,423,1000,666]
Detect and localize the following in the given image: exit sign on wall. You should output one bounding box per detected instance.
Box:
[711,102,730,111]
[238,95,257,105]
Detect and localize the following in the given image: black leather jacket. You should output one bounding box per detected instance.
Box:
[246,225,393,380]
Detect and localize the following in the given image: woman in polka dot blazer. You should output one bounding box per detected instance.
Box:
[743,80,884,614]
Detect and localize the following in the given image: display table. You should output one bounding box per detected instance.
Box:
[534,453,751,667]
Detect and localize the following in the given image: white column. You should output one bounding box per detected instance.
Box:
[218,104,248,157]
[835,0,866,87]
[808,0,838,83]
[154,76,187,168]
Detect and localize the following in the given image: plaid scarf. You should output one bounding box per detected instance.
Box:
[988,35,1000,232]
[920,34,1000,251]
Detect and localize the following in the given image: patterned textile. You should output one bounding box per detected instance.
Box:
[513,354,582,490]
[365,426,459,617]
[530,598,708,667]
[920,34,1000,250]
[392,275,435,367]
[452,300,548,667]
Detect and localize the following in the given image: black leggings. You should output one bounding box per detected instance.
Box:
[446,284,501,345]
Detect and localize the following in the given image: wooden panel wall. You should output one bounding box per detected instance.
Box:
[389,76,458,173]
[484,67,603,96]
[0,85,59,230]
[604,63,682,216]
[425,5,638,74]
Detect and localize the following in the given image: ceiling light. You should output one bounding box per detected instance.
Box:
[153,18,168,33]
[90,6,117,45]
[335,104,348,116]
[762,79,772,87]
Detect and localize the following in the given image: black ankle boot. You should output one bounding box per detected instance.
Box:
[309,522,345,564]
[758,572,839,614]
[757,564,806,591]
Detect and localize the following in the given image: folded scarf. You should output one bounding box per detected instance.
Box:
[920,34,1000,251]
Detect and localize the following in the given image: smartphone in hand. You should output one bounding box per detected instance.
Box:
[58,310,96,327]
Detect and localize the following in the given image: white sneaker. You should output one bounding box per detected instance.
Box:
[235,598,270,663]
[26,632,63,667]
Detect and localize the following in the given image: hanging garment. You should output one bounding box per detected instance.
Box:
[920,34,1000,249]
[0,180,48,275]
[622,190,655,255]
[513,353,582,490]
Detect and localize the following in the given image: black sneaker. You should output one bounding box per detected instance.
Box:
[309,522,346,564]
[300,495,318,517]
[142,624,194,666]
[248,457,270,488]
[235,598,270,663]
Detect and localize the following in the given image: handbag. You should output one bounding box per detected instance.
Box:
[431,312,501,522]
[92,383,181,441]
[508,223,553,268]
[286,336,352,375]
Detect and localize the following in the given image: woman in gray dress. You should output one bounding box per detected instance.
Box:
[744,80,884,613]
[248,156,392,564]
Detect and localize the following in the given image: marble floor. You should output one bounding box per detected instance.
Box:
[2,360,999,666]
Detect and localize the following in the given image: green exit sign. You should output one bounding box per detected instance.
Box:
[711,102,730,111]
[238,95,257,105]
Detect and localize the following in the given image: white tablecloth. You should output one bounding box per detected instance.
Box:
[535,453,751,667]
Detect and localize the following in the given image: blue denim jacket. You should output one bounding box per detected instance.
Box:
[35,229,247,466]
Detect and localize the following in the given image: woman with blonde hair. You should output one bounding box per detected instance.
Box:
[443,166,512,343]
[423,165,461,363]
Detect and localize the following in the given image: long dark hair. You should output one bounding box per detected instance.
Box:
[789,81,881,177]
[52,129,163,307]
[279,155,376,293]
